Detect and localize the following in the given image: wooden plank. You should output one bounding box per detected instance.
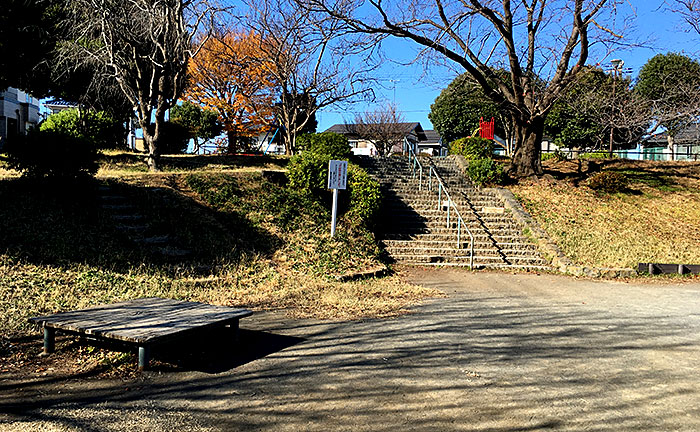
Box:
[29,298,253,344]
[638,263,700,275]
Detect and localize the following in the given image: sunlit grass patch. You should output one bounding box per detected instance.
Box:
[512,160,700,268]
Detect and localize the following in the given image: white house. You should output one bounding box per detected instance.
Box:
[0,87,41,149]
[325,122,441,156]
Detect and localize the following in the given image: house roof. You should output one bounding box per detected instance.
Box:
[44,99,78,109]
[647,124,700,144]
[325,122,428,141]
[422,129,441,144]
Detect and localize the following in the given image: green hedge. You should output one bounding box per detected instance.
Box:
[40,108,124,149]
[449,136,494,160]
[287,132,380,227]
[4,130,98,179]
[467,158,505,187]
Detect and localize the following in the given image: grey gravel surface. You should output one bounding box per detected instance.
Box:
[2,269,700,431]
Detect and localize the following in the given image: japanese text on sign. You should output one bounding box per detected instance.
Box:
[327,160,348,190]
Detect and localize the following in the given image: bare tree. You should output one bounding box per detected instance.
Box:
[669,0,700,34]
[352,103,407,156]
[299,0,629,177]
[244,0,375,155]
[62,0,218,170]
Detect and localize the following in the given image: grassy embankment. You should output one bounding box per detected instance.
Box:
[510,159,700,269]
[0,151,439,341]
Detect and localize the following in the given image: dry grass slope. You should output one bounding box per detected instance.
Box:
[0,152,440,342]
[511,159,700,269]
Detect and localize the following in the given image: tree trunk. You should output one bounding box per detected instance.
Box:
[667,134,675,161]
[139,117,160,172]
[227,130,239,154]
[508,116,545,178]
[284,128,295,155]
[144,132,160,171]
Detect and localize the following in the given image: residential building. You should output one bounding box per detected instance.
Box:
[0,87,41,149]
[420,129,446,156]
[644,125,700,161]
[325,122,440,156]
[44,99,77,116]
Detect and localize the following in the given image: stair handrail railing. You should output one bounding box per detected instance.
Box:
[406,148,474,270]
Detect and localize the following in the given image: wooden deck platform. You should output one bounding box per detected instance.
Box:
[29,297,253,370]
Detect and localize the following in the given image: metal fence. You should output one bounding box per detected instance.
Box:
[540,145,700,162]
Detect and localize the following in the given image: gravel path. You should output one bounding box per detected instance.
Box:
[2,269,700,431]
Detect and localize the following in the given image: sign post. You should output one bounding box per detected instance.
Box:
[327,160,348,237]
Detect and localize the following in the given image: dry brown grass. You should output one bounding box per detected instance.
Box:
[0,152,441,341]
[511,160,700,268]
[0,257,440,340]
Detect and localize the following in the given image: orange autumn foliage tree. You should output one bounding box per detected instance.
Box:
[186,30,276,152]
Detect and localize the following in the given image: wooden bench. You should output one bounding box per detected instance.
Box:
[28,297,253,370]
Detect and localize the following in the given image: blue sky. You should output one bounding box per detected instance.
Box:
[316,2,700,132]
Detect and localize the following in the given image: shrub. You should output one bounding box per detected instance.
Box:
[346,164,381,227]
[467,158,505,187]
[40,108,124,149]
[288,132,351,197]
[155,122,190,154]
[4,129,98,179]
[296,132,351,159]
[449,136,494,160]
[579,151,617,160]
[542,149,568,161]
[287,151,329,197]
[287,135,380,227]
[586,171,628,193]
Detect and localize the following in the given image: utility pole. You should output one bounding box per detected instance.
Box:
[607,59,632,157]
[608,59,623,158]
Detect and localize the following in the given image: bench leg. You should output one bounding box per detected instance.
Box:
[43,327,55,354]
[231,320,240,343]
[138,345,150,371]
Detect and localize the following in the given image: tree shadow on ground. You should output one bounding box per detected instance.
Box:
[98,152,288,172]
[541,158,700,192]
[0,175,281,275]
[2,282,698,431]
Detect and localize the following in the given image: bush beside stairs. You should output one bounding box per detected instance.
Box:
[356,155,549,271]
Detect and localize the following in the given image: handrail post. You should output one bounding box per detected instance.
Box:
[438,184,442,211]
[457,220,461,248]
[419,166,423,191]
[447,202,450,228]
[469,233,474,271]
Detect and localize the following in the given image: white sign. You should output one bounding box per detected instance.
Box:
[327,160,348,190]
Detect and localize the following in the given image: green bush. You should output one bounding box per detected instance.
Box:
[287,132,380,228]
[541,149,568,161]
[586,171,628,193]
[346,164,381,226]
[287,151,329,197]
[155,122,190,154]
[579,151,617,160]
[40,108,124,149]
[288,132,351,197]
[4,129,98,179]
[467,158,505,187]
[296,132,351,158]
[449,136,494,160]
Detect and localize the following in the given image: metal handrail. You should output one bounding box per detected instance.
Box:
[406,148,475,270]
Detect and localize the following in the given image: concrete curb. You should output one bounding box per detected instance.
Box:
[448,155,637,279]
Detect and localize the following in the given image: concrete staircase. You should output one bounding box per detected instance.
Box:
[356,155,549,270]
[98,185,192,261]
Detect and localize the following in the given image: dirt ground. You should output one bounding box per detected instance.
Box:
[2,268,700,431]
